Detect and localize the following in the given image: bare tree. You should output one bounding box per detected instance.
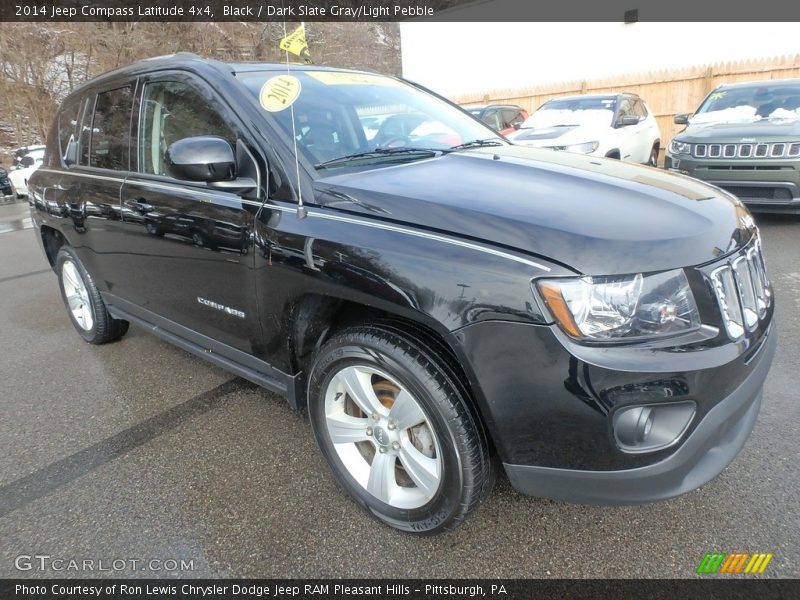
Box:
[0,22,401,158]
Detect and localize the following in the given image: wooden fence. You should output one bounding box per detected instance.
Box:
[453,54,800,152]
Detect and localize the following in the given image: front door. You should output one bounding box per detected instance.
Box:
[116,74,264,355]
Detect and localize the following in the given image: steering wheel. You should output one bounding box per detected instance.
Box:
[300,122,342,163]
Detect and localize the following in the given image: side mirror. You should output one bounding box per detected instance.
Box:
[674,113,690,125]
[165,136,236,183]
[617,115,640,127]
[513,122,521,130]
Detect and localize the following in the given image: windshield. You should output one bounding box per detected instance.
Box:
[692,84,800,124]
[237,70,501,170]
[522,97,616,129]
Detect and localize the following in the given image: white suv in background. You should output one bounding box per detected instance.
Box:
[8,145,45,197]
[507,93,662,165]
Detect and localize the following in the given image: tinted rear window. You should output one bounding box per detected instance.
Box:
[58,97,82,163]
[90,86,132,170]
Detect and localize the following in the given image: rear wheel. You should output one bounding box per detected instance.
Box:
[56,247,128,344]
[307,325,494,533]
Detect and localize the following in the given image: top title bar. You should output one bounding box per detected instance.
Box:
[2,0,800,22]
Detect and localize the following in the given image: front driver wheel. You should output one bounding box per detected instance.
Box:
[308,324,494,533]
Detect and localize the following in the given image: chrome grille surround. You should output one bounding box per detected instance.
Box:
[691,141,800,159]
[706,236,771,341]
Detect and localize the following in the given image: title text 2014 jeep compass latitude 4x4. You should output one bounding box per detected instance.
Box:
[29,55,775,533]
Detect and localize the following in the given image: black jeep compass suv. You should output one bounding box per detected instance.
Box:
[28,54,775,533]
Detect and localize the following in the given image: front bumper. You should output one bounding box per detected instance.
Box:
[504,327,775,504]
[665,153,800,212]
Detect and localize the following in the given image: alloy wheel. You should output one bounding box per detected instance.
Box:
[61,260,93,331]
[323,365,442,509]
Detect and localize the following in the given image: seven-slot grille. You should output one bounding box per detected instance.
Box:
[693,142,800,159]
[708,237,771,340]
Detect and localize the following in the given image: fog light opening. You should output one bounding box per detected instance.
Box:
[613,401,696,453]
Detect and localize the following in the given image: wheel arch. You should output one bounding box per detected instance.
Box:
[40,224,69,268]
[290,294,498,456]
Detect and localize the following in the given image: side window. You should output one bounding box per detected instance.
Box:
[617,98,634,118]
[90,86,132,170]
[139,80,236,177]
[503,108,525,128]
[58,98,82,163]
[481,110,502,131]
[633,99,648,118]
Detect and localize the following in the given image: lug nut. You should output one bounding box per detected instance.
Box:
[372,413,379,421]
[379,447,387,454]
[366,427,373,436]
[391,441,400,450]
[387,422,396,430]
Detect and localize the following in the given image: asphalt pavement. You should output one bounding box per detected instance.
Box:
[0,198,798,578]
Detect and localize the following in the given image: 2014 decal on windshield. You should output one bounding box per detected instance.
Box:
[259,75,301,112]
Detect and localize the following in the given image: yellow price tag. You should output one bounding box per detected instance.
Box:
[259,75,302,112]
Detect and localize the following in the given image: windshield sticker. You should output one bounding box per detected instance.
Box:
[259,75,301,112]
[307,71,402,87]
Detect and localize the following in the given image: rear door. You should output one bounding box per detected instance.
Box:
[57,83,135,285]
[116,72,264,354]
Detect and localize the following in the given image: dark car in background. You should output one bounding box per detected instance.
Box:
[666,79,800,212]
[0,166,13,197]
[466,103,528,136]
[28,54,775,534]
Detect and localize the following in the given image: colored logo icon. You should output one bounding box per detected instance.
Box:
[696,552,773,574]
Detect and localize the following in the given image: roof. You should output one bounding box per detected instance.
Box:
[466,104,524,110]
[64,53,379,102]
[717,78,800,90]
[546,92,634,101]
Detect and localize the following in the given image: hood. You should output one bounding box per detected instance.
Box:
[509,125,577,142]
[510,124,606,148]
[313,146,754,275]
[676,119,800,142]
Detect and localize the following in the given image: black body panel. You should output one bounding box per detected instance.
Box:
[27,54,775,501]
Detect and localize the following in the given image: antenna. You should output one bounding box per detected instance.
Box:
[281,10,307,219]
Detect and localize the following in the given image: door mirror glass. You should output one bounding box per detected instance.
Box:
[165,136,236,182]
[674,113,690,125]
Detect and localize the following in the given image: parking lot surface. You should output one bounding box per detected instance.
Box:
[0,198,798,578]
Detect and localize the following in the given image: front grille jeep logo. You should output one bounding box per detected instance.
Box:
[197,297,246,319]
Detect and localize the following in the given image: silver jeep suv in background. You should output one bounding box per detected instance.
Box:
[666,79,800,213]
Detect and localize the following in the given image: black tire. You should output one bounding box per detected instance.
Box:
[307,324,495,533]
[648,143,660,167]
[56,247,129,344]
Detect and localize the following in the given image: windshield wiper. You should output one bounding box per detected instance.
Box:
[449,138,505,150]
[314,148,438,170]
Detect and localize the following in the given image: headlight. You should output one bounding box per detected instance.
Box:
[537,269,701,341]
[669,140,692,155]
[553,141,599,154]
